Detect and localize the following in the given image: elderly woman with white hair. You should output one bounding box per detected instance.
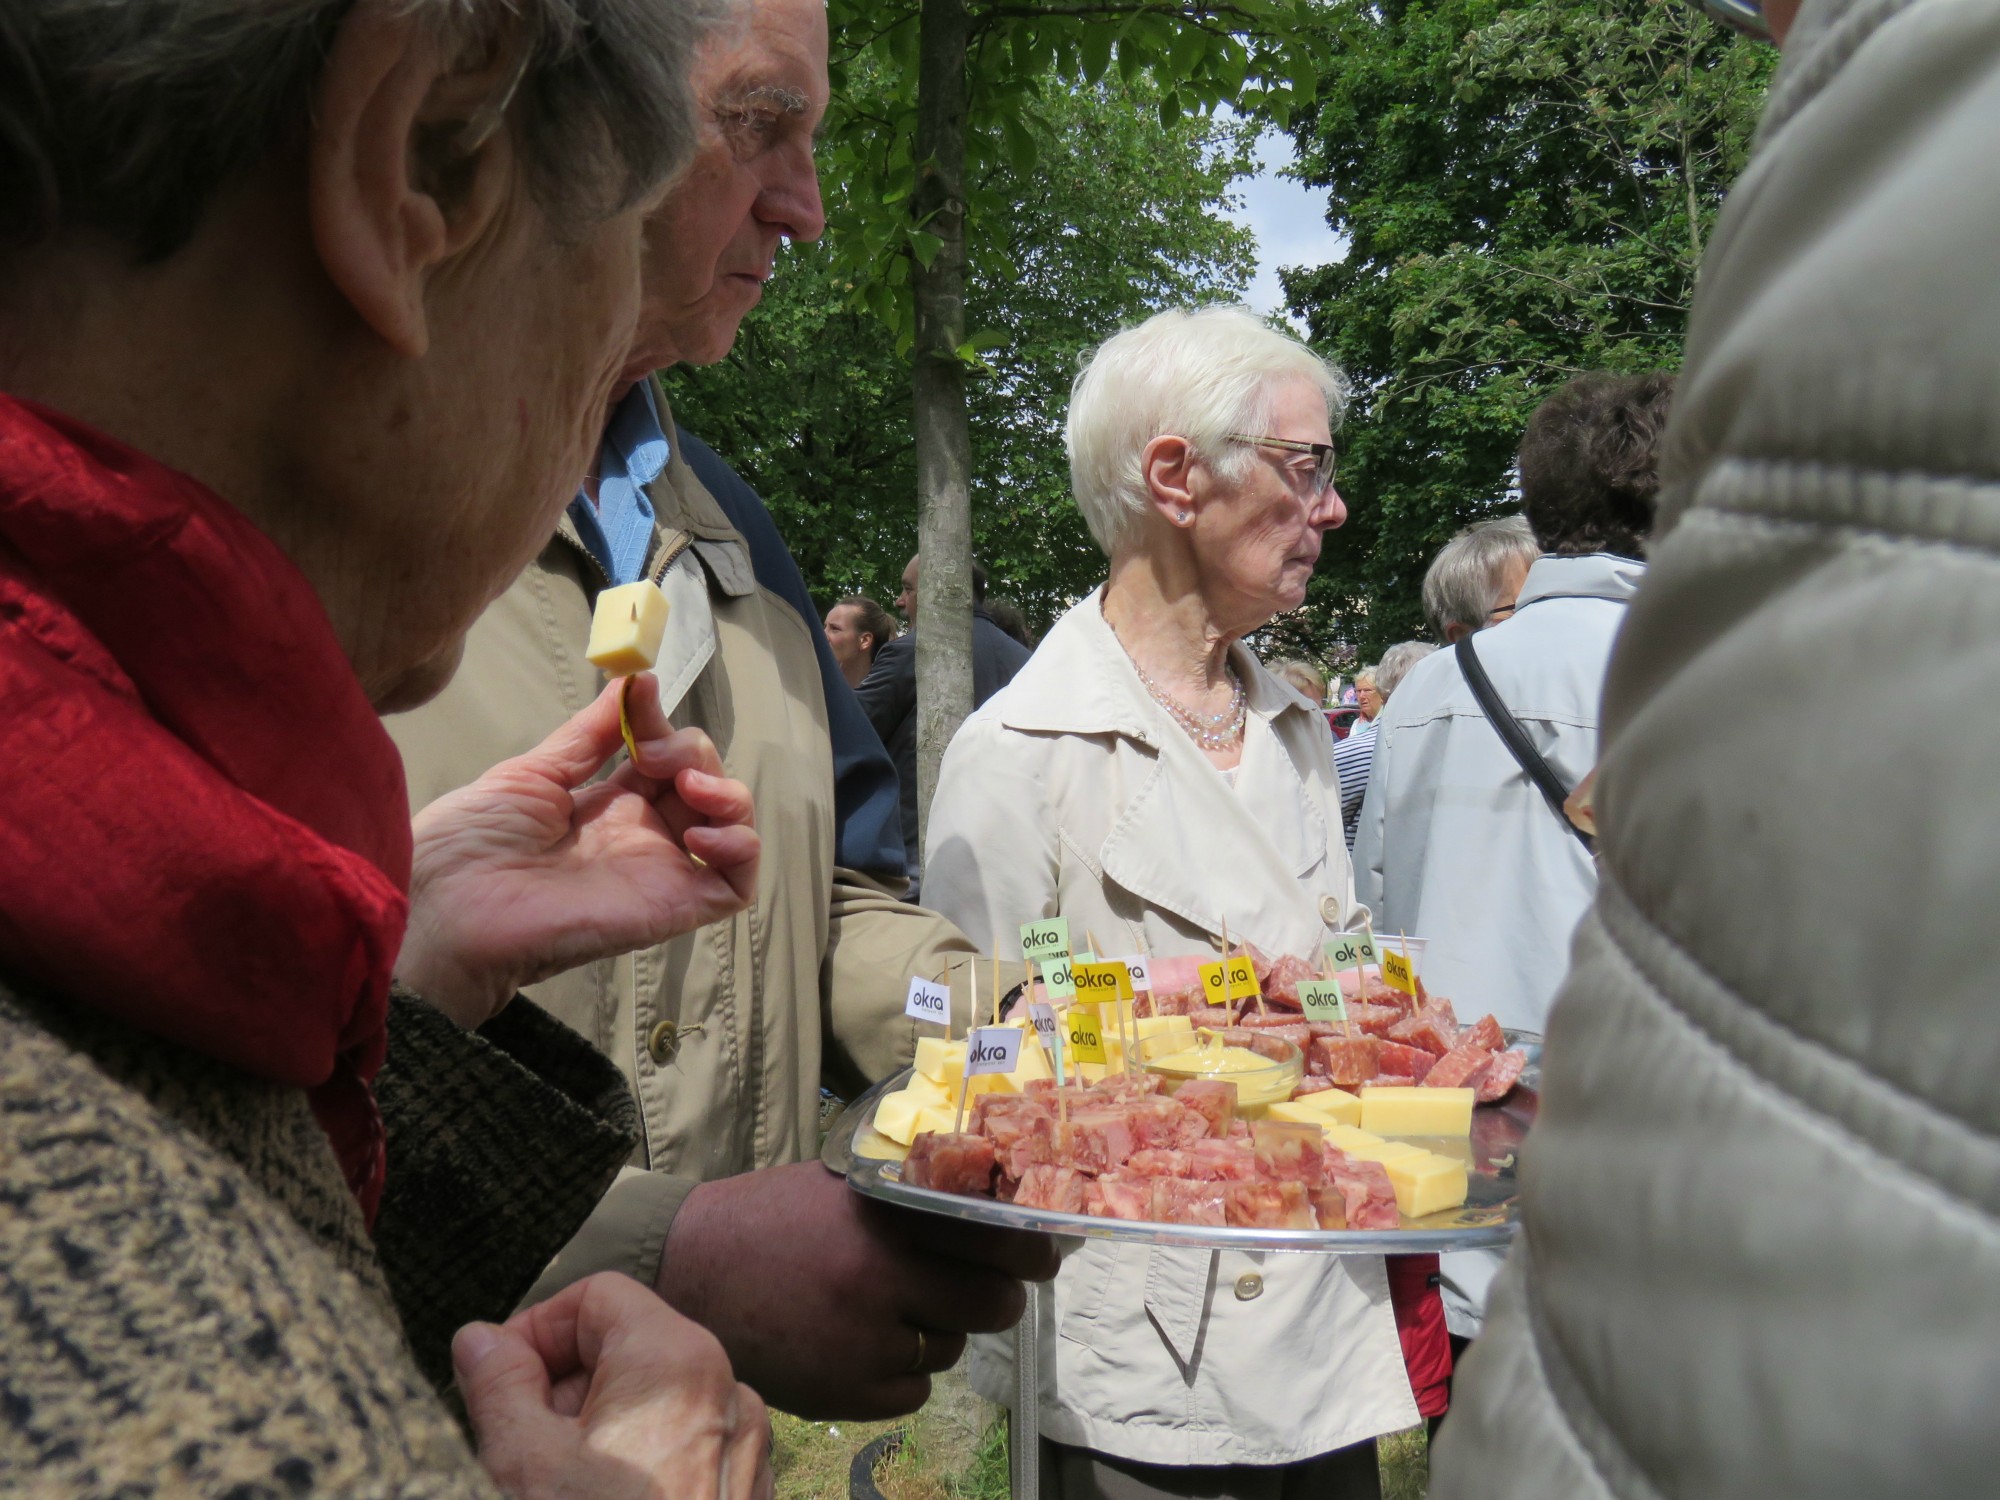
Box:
[925,306,1444,1500]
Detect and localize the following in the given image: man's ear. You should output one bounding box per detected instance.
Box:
[1140,433,1200,528]
[308,2,524,358]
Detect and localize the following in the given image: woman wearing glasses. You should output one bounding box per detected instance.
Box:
[924,306,1443,1500]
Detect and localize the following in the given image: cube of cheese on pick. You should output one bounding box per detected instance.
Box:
[586,580,671,675]
[1384,1152,1469,1219]
[873,1089,938,1146]
[913,1037,967,1086]
[901,1071,952,1108]
[1360,1086,1476,1138]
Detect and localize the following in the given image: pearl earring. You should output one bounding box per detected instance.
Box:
[1177,510,1192,524]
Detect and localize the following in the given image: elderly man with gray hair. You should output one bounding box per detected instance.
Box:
[1421,515,1541,644]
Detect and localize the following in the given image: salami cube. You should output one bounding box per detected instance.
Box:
[1388,1008,1458,1056]
[1173,1079,1239,1138]
[1293,1075,1335,1095]
[1258,953,1319,1010]
[1425,1042,1496,1091]
[1224,1179,1316,1229]
[1339,1003,1406,1038]
[1014,1164,1090,1214]
[1373,1040,1437,1082]
[1474,1049,1528,1102]
[1460,1013,1505,1053]
[1309,1033,1382,1087]
[1091,1172,1153,1220]
[904,1132,996,1197]
[1151,1177,1228,1226]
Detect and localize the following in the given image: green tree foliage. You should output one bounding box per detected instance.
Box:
[664,75,1257,632]
[1276,0,1773,665]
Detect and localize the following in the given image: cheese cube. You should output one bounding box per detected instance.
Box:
[1266,1100,1343,1128]
[1384,1152,1469,1219]
[1279,1087,1363,1127]
[1134,1015,1195,1042]
[873,1089,938,1146]
[901,1071,951,1108]
[913,1037,966,1086]
[586,581,671,675]
[1360,1086,1476,1138]
[1014,1037,1053,1084]
[1339,1136,1428,1167]
[851,1124,910,1162]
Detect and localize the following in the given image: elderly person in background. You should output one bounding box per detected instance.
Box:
[1353,667,1384,721]
[1271,657,1329,706]
[0,1,775,1493]
[825,593,898,688]
[1421,515,1541,643]
[926,306,1444,1500]
[1334,642,1436,850]
[1355,371,1670,1348]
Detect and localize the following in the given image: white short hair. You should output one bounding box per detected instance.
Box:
[1065,305,1351,557]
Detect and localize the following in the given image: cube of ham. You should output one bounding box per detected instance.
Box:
[1174,1079,1238,1138]
[1224,1179,1316,1229]
[985,1107,1056,1179]
[1252,1120,1326,1187]
[904,1132,996,1197]
[1090,1172,1154,1220]
[1475,1049,1527,1102]
[1150,1176,1228,1226]
[1373,1040,1437,1081]
[1014,1164,1090,1214]
[1179,1138,1265,1181]
[1309,1184,1349,1230]
[1309,1033,1382,1086]
[1059,1107,1140,1174]
[1324,1152,1401,1229]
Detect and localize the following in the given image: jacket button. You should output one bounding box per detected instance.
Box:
[647,1019,681,1066]
[1319,895,1343,924]
[1233,1272,1264,1301]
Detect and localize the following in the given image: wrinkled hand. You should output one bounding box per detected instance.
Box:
[458,1272,772,1500]
[398,676,759,1026]
[656,1160,1060,1420]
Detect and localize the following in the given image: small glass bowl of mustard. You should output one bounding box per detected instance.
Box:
[1142,1028,1303,1112]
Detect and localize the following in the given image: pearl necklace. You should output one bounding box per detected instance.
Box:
[1117,636,1247,751]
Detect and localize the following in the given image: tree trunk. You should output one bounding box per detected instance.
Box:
[910,0,974,864]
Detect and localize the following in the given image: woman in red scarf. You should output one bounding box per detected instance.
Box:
[0,3,775,1497]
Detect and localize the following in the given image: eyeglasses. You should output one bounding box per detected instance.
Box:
[1690,0,1772,41]
[1226,433,1338,494]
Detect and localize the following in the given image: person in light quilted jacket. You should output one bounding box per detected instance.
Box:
[1433,0,2000,1495]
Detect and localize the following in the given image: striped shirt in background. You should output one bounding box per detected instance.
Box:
[1333,718,1378,850]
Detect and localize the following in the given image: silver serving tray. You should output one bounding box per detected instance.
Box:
[822,1030,1540,1254]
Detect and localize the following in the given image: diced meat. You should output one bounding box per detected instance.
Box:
[1309,1033,1382,1087]
[1177,1138,1264,1181]
[1173,1079,1238,1137]
[1293,1075,1335,1096]
[1126,1097,1198,1151]
[1459,1014,1504,1053]
[994,1171,1019,1202]
[1426,1031,1502,1090]
[1339,1003,1406,1038]
[1309,1184,1349,1230]
[1225,1117,1252,1141]
[1013,1164,1090,1213]
[1123,1148,1188,1177]
[1257,953,1319,1009]
[1474,1049,1527,1102]
[984,1106,1056,1179]
[1060,1107,1139,1173]
[1325,1154,1401,1229]
[1150,1177,1228,1226]
[1090,1172,1153,1220]
[1388,1006,1459,1056]
[1224,1179,1316,1229]
[904,1132,996,1196]
[1373,1040,1437,1081]
[1252,1120,1325,1187]
[1188,1004,1240,1028]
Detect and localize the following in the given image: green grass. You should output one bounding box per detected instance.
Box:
[770,1369,1429,1500]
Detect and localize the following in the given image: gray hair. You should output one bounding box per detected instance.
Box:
[1066,305,1351,557]
[1421,515,1540,639]
[1268,659,1327,703]
[0,0,720,259]
[1374,641,1436,700]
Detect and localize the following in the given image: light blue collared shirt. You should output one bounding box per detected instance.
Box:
[569,381,671,586]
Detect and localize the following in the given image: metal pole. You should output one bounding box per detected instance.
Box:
[1010,1281,1040,1500]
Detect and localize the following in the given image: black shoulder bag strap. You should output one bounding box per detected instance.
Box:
[1454,634,1596,854]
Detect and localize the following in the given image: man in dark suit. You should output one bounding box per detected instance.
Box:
[857,554,1032,883]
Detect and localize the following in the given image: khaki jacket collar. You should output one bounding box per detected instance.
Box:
[1002,591,1338,956]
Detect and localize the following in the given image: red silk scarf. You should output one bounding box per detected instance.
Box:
[0,395,411,1221]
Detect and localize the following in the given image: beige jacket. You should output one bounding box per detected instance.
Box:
[1434,1,2000,1495]
[390,407,970,1293]
[924,592,1419,1465]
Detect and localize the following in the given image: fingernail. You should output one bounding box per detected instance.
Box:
[453,1322,502,1370]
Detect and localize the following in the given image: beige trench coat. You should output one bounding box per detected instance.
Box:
[390,399,970,1295]
[924,592,1420,1465]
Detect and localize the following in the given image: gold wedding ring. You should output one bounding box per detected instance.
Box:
[905,1328,928,1374]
